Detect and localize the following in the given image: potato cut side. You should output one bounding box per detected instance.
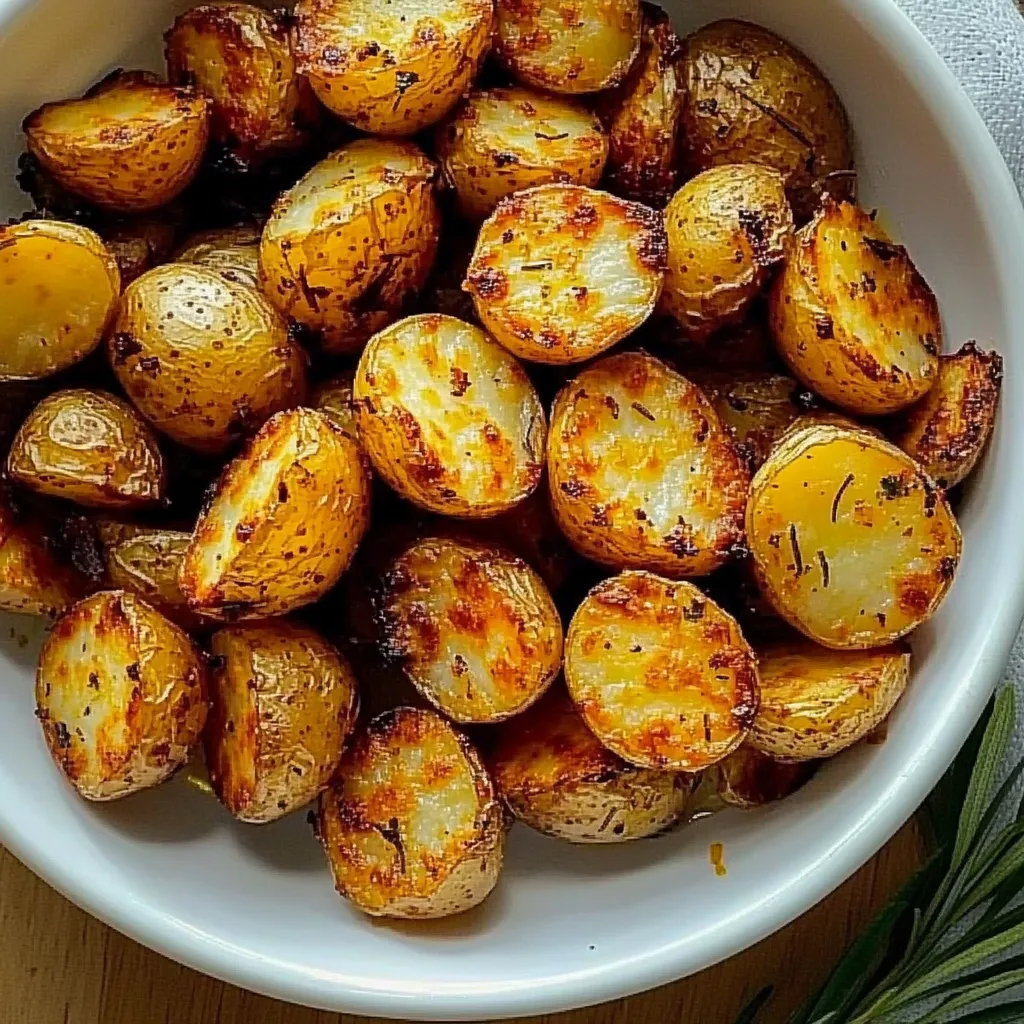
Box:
[565,571,760,770]
[311,370,358,441]
[706,744,816,808]
[747,424,961,648]
[175,224,262,289]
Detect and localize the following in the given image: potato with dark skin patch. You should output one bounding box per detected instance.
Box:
[310,369,358,441]
[705,743,816,808]
[175,223,261,288]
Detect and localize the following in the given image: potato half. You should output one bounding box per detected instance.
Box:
[175,223,262,289]
[464,184,666,365]
[706,744,815,808]
[310,369,358,441]
[355,314,546,517]
[317,707,504,919]
[548,351,750,576]
[747,423,961,648]
[565,571,760,770]
[35,590,208,801]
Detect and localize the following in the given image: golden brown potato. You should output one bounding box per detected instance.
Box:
[751,639,910,761]
[490,688,691,841]
[464,184,666,365]
[175,223,261,289]
[24,70,210,212]
[747,423,962,649]
[0,219,120,381]
[294,0,493,135]
[707,744,815,808]
[8,390,165,510]
[661,164,793,341]
[35,590,208,801]
[317,707,504,919]
[892,341,1003,489]
[100,214,180,285]
[355,314,545,518]
[181,408,371,619]
[310,370,358,441]
[548,351,750,576]
[205,620,359,823]
[565,571,759,770]
[436,87,608,222]
[769,200,940,415]
[259,139,441,354]
[110,262,308,453]
[495,0,641,94]
[680,20,852,221]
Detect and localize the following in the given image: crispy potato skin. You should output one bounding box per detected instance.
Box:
[175,223,262,289]
[111,262,308,453]
[680,20,852,221]
[205,620,359,823]
[182,408,371,620]
[35,590,208,801]
[437,87,608,222]
[661,164,793,341]
[708,744,815,808]
[355,314,546,517]
[548,351,750,576]
[8,390,166,509]
[310,369,358,441]
[565,571,760,770]
[0,220,120,381]
[259,139,441,354]
[751,639,910,761]
[24,70,210,212]
[295,0,494,135]
[101,214,179,285]
[747,424,962,649]
[317,707,504,919]
[769,201,940,415]
[465,184,666,365]
[892,341,1003,488]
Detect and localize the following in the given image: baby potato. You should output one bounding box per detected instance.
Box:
[310,369,358,441]
[35,590,208,801]
[490,688,692,842]
[181,408,371,619]
[24,70,209,213]
[355,314,545,517]
[769,200,940,415]
[110,262,308,453]
[892,341,1003,489]
[548,351,749,577]
[751,638,910,761]
[464,184,666,365]
[708,744,815,808]
[436,87,608,222]
[747,423,962,649]
[175,223,261,289]
[495,0,641,94]
[294,0,493,136]
[377,536,562,723]
[661,164,793,341]
[0,219,120,381]
[317,706,504,919]
[259,139,441,354]
[8,390,165,510]
[101,214,180,285]
[205,621,359,823]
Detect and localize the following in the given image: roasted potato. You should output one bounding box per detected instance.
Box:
[680,20,852,221]
[205,620,359,823]
[259,139,441,354]
[661,164,793,341]
[8,390,165,510]
[706,744,815,808]
[310,370,358,441]
[547,351,750,576]
[175,223,261,289]
[317,707,504,919]
[294,0,494,136]
[490,688,691,842]
[181,408,371,619]
[464,184,666,364]
[436,87,608,222]
[769,200,940,415]
[354,314,546,517]
[24,70,210,212]
[377,536,562,723]
[100,214,180,285]
[495,0,641,94]
[35,590,208,801]
[746,423,962,648]
[110,262,308,453]
[751,638,910,761]
[565,571,759,770]
[0,219,120,381]
[892,341,1003,489]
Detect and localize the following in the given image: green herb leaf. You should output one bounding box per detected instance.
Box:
[912,957,1024,1023]
[934,1000,1024,1023]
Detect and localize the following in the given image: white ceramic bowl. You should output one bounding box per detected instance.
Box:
[0,0,1023,1019]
